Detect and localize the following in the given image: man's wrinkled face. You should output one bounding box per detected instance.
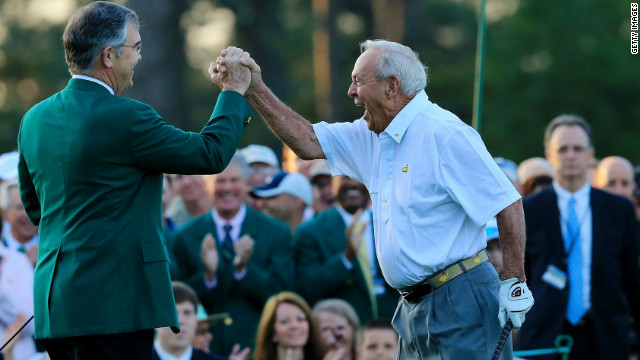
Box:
[347,49,391,134]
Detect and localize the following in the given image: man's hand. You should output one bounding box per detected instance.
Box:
[200,233,218,281]
[208,46,251,95]
[499,278,534,328]
[214,49,264,96]
[228,343,251,360]
[344,208,367,261]
[233,234,254,272]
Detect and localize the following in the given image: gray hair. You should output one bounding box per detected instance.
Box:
[360,39,428,97]
[544,114,593,149]
[63,1,139,75]
[0,179,19,211]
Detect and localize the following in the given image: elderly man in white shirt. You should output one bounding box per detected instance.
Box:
[213,39,533,360]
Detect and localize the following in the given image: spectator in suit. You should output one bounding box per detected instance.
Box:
[517,157,555,197]
[519,114,640,360]
[313,299,360,360]
[173,152,292,355]
[293,176,397,324]
[254,291,335,360]
[153,282,249,360]
[592,156,636,202]
[251,172,313,234]
[165,174,213,228]
[0,179,38,267]
[356,319,398,360]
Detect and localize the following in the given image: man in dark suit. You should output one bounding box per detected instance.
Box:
[173,153,292,355]
[519,114,640,359]
[294,176,398,323]
[16,2,253,359]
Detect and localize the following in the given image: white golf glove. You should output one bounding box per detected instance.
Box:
[498,277,534,329]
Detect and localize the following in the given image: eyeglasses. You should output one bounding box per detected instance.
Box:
[120,43,142,54]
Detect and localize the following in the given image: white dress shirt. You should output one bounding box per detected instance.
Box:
[314,90,520,289]
[553,181,592,311]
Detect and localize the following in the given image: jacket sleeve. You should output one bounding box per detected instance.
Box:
[127,91,252,175]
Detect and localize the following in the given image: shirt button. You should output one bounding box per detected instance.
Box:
[386,176,390,181]
[384,200,388,204]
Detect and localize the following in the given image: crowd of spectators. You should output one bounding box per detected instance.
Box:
[1,114,640,359]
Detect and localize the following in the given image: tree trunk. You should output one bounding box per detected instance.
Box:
[125,0,188,129]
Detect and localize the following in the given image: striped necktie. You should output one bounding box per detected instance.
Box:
[221,224,235,264]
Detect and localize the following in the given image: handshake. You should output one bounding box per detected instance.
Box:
[208,46,261,96]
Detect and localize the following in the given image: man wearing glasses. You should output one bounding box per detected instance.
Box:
[16,2,252,359]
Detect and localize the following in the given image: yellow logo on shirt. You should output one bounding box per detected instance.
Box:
[402,165,408,173]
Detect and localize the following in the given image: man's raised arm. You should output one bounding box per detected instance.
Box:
[214,49,325,160]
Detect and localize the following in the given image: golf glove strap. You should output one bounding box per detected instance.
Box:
[499,277,534,328]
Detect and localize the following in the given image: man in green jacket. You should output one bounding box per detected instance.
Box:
[16,2,252,359]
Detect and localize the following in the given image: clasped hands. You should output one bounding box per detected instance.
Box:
[209,46,262,96]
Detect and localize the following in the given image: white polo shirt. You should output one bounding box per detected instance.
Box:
[314,90,520,289]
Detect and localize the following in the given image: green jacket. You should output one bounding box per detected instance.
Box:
[293,207,399,323]
[17,78,251,339]
[173,207,292,355]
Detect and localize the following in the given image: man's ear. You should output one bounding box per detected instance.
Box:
[101,46,116,69]
[385,76,400,97]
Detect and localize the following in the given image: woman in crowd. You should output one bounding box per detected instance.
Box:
[255,292,337,360]
[312,299,360,360]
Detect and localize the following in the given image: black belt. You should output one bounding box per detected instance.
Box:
[398,249,489,304]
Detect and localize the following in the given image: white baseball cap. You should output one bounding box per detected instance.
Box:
[250,172,313,205]
[241,145,279,168]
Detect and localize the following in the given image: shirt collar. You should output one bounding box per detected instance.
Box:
[382,90,428,143]
[2,232,38,251]
[71,75,115,95]
[212,204,247,232]
[552,180,591,202]
[153,340,193,360]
